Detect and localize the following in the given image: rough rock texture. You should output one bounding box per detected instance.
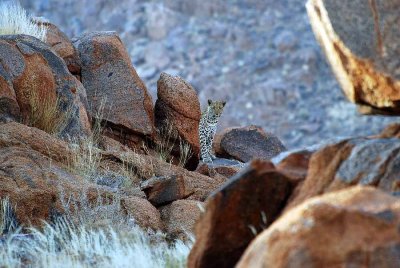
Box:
[103,150,227,202]
[238,186,400,268]
[307,0,400,114]
[214,126,286,162]
[195,158,244,178]
[0,35,90,137]
[121,196,164,230]
[0,122,95,226]
[140,175,191,206]
[160,199,203,241]
[75,31,155,146]
[34,19,81,75]
[188,160,293,268]
[286,137,400,211]
[276,150,312,182]
[154,72,201,169]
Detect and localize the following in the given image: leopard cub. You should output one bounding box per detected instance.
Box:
[199,99,226,163]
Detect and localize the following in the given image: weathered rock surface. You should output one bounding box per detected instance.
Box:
[106,150,228,202]
[195,158,244,179]
[307,0,400,114]
[75,31,154,146]
[154,72,201,169]
[286,137,400,211]
[140,175,192,206]
[214,125,286,162]
[0,122,160,230]
[121,196,164,230]
[34,19,81,75]
[188,160,293,268]
[0,34,90,137]
[238,186,400,268]
[160,199,203,241]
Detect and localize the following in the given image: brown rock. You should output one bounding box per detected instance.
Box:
[215,125,286,162]
[160,199,203,241]
[34,19,81,75]
[195,158,244,178]
[238,186,400,268]
[0,34,91,138]
[286,137,400,211]
[155,72,201,169]
[276,150,312,182]
[0,67,20,123]
[188,160,293,268]
[121,196,163,230]
[140,175,193,206]
[377,123,400,139]
[104,150,227,202]
[75,31,154,146]
[307,0,400,114]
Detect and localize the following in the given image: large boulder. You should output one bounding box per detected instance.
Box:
[238,186,400,268]
[154,72,201,169]
[0,34,90,137]
[214,125,286,162]
[160,199,203,241]
[307,0,400,114]
[188,160,293,268]
[286,137,400,211]
[75,31,155,147]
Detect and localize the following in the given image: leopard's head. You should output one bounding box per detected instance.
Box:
[207,99,226,119]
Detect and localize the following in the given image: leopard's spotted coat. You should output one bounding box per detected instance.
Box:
[199,100,226,163]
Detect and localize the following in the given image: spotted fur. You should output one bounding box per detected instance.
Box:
[199,99,226,163]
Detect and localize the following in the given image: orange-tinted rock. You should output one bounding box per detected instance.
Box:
[377,123,400,139]
[154,72,201,169]
[34,19,81,75]
[238,186,400,268]
[0,35,90,138]
[215,125,286,162]
[140,175,192,206]
[160,199,203,241]
[76,31,155,146]
[121,196,163,230]
[286,137,400,211]
[276,150,312,182]
[307,0,400,114]
[188,160,293,268]
[0,66,20,123]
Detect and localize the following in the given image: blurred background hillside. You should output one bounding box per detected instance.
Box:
[20,0,399,148]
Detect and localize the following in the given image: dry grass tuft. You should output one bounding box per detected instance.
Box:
[0,2,47,41]
[26,90,73,137]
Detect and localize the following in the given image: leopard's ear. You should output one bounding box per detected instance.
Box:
[222,101,226,107]
[208,99,212,105]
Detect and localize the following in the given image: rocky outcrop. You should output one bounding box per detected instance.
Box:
[154,72,201,169]
[188,160,293,268]
[0,34,91,137]
[214,125,286,162]
[160,199,203,241]
[307,0,400,114]
[75,31,155,147]
[286,137,400,211]
[34,19,81,76]
[238,186,400,268]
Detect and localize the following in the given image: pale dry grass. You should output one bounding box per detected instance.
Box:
[27,90,73,137]
[0,1,47,41]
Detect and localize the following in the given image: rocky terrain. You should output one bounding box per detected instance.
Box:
[20,0,400,149]
[1,0,400,267]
